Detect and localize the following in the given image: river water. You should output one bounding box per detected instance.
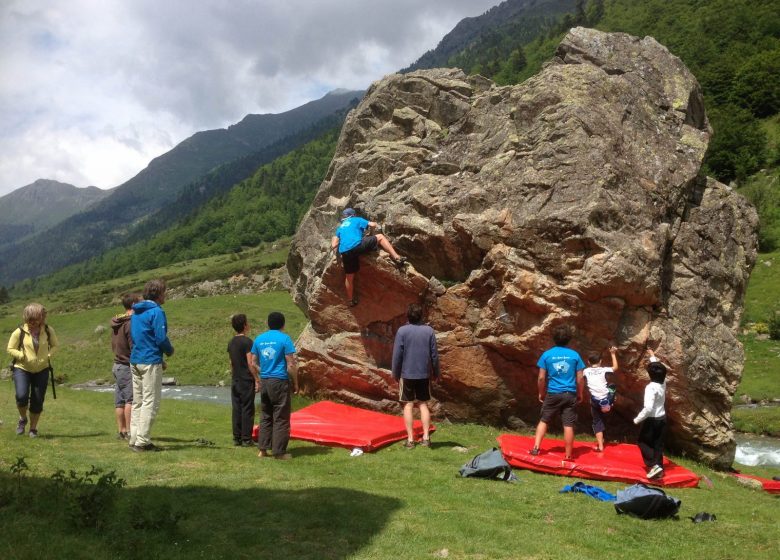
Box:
[74,384,780,468]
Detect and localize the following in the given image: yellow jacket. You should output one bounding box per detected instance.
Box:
[7,323,58,374]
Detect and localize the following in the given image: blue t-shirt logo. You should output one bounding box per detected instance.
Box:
[552,360,570,375]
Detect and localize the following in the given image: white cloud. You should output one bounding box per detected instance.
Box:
[0,0,500,195]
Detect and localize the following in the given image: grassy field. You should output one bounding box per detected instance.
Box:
[733,249,780,433]
[1,292,307,387]
[0,388,778,560]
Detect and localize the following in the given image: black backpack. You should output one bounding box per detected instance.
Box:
[614,484,681,519]
[459,448,517,482]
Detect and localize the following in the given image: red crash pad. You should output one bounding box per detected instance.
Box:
[253,401,435,452]
[497,434,700,488]
[731,473,780,494]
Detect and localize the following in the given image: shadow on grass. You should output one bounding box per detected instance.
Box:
[0,474,401,560]
[38,431,107,439]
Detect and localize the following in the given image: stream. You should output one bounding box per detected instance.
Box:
[73,384,780,468]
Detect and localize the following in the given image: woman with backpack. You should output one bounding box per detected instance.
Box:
[6,303,58,438]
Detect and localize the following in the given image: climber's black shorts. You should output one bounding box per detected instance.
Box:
[341,236,379,274]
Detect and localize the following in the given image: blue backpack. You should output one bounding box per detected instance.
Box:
[614,484,681,519]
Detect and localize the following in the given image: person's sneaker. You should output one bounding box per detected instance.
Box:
[403,440,416,449]
[528,447,540,456]
[16,417,27,435]
[646,465,664,479]
[274,453,293,460]
[233,439,242,446]
[28,429,39,438]
[258,449,270,458]
[131,443,162,453]
[117,432,127,440]
[241,440,254,447]
[419,438,431,448]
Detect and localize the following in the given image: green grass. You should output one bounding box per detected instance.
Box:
[0,389,778,560]
[1,292,307,387]
[742,251,780,325]
[737,335,780,401]
[733,406,780,437]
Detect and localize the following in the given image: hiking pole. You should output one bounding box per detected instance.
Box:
[49,360,57,400]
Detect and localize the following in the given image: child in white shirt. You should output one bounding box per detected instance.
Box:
[633,350,668,480]
[583,346,618,452]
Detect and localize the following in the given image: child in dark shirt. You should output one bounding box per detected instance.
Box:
[227,314,259,446]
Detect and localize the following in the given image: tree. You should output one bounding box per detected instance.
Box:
[509,47,527,73]
[0,286,9,304]
[704,105,768,183]
[731,49,780,118]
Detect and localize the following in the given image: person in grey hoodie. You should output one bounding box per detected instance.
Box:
[392,303,440,448]
[110,292,141,441]
[129,279,174,452]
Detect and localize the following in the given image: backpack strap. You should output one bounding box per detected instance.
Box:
[10,325,24,368]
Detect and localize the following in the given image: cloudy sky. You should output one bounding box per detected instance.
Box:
[0,0,501,196]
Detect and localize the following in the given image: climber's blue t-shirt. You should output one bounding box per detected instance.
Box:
[251,330,295,380]
[335,217,369,253]
[536,346,585,394]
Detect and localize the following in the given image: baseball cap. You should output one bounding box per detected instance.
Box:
[342,207,356,218]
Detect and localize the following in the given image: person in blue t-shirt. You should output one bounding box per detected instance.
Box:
[249,312,299,460]
[330,207,407,306]
[529,324,585,461]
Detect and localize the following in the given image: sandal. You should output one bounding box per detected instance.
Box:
[402,440,415,449]
[419,438,431,448]
[528,447,540,456]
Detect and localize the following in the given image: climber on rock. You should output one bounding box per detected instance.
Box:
[330,207,407,306]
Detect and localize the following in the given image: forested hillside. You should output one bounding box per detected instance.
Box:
[14,128,340,295]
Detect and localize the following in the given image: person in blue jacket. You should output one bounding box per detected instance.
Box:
[529,324,585,461]
[330,207,406,306]
[129,279,174,452]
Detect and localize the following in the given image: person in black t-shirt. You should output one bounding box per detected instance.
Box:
[227,314,259,446]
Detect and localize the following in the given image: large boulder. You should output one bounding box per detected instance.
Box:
[287,28,758,468]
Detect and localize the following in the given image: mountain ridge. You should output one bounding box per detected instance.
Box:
[0,89,363,285]
[0,179,110,250]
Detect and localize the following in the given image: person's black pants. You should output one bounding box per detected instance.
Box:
[231,377,255,443]
[638,416,666,468]
[258,378,291,455]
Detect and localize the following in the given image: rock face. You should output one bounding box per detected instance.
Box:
[287,28,758,468]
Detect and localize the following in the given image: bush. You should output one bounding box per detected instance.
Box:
[768,312,780,340]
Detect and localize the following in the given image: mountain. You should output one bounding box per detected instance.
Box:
[403,0,575,72]
[16,126,342,295]
[0,89,363,285]
[0,179,110,250]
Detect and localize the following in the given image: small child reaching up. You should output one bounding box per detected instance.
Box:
[583,346,618,452]
[633,349,668,480]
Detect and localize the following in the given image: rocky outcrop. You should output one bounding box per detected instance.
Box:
[287,28,758,468]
